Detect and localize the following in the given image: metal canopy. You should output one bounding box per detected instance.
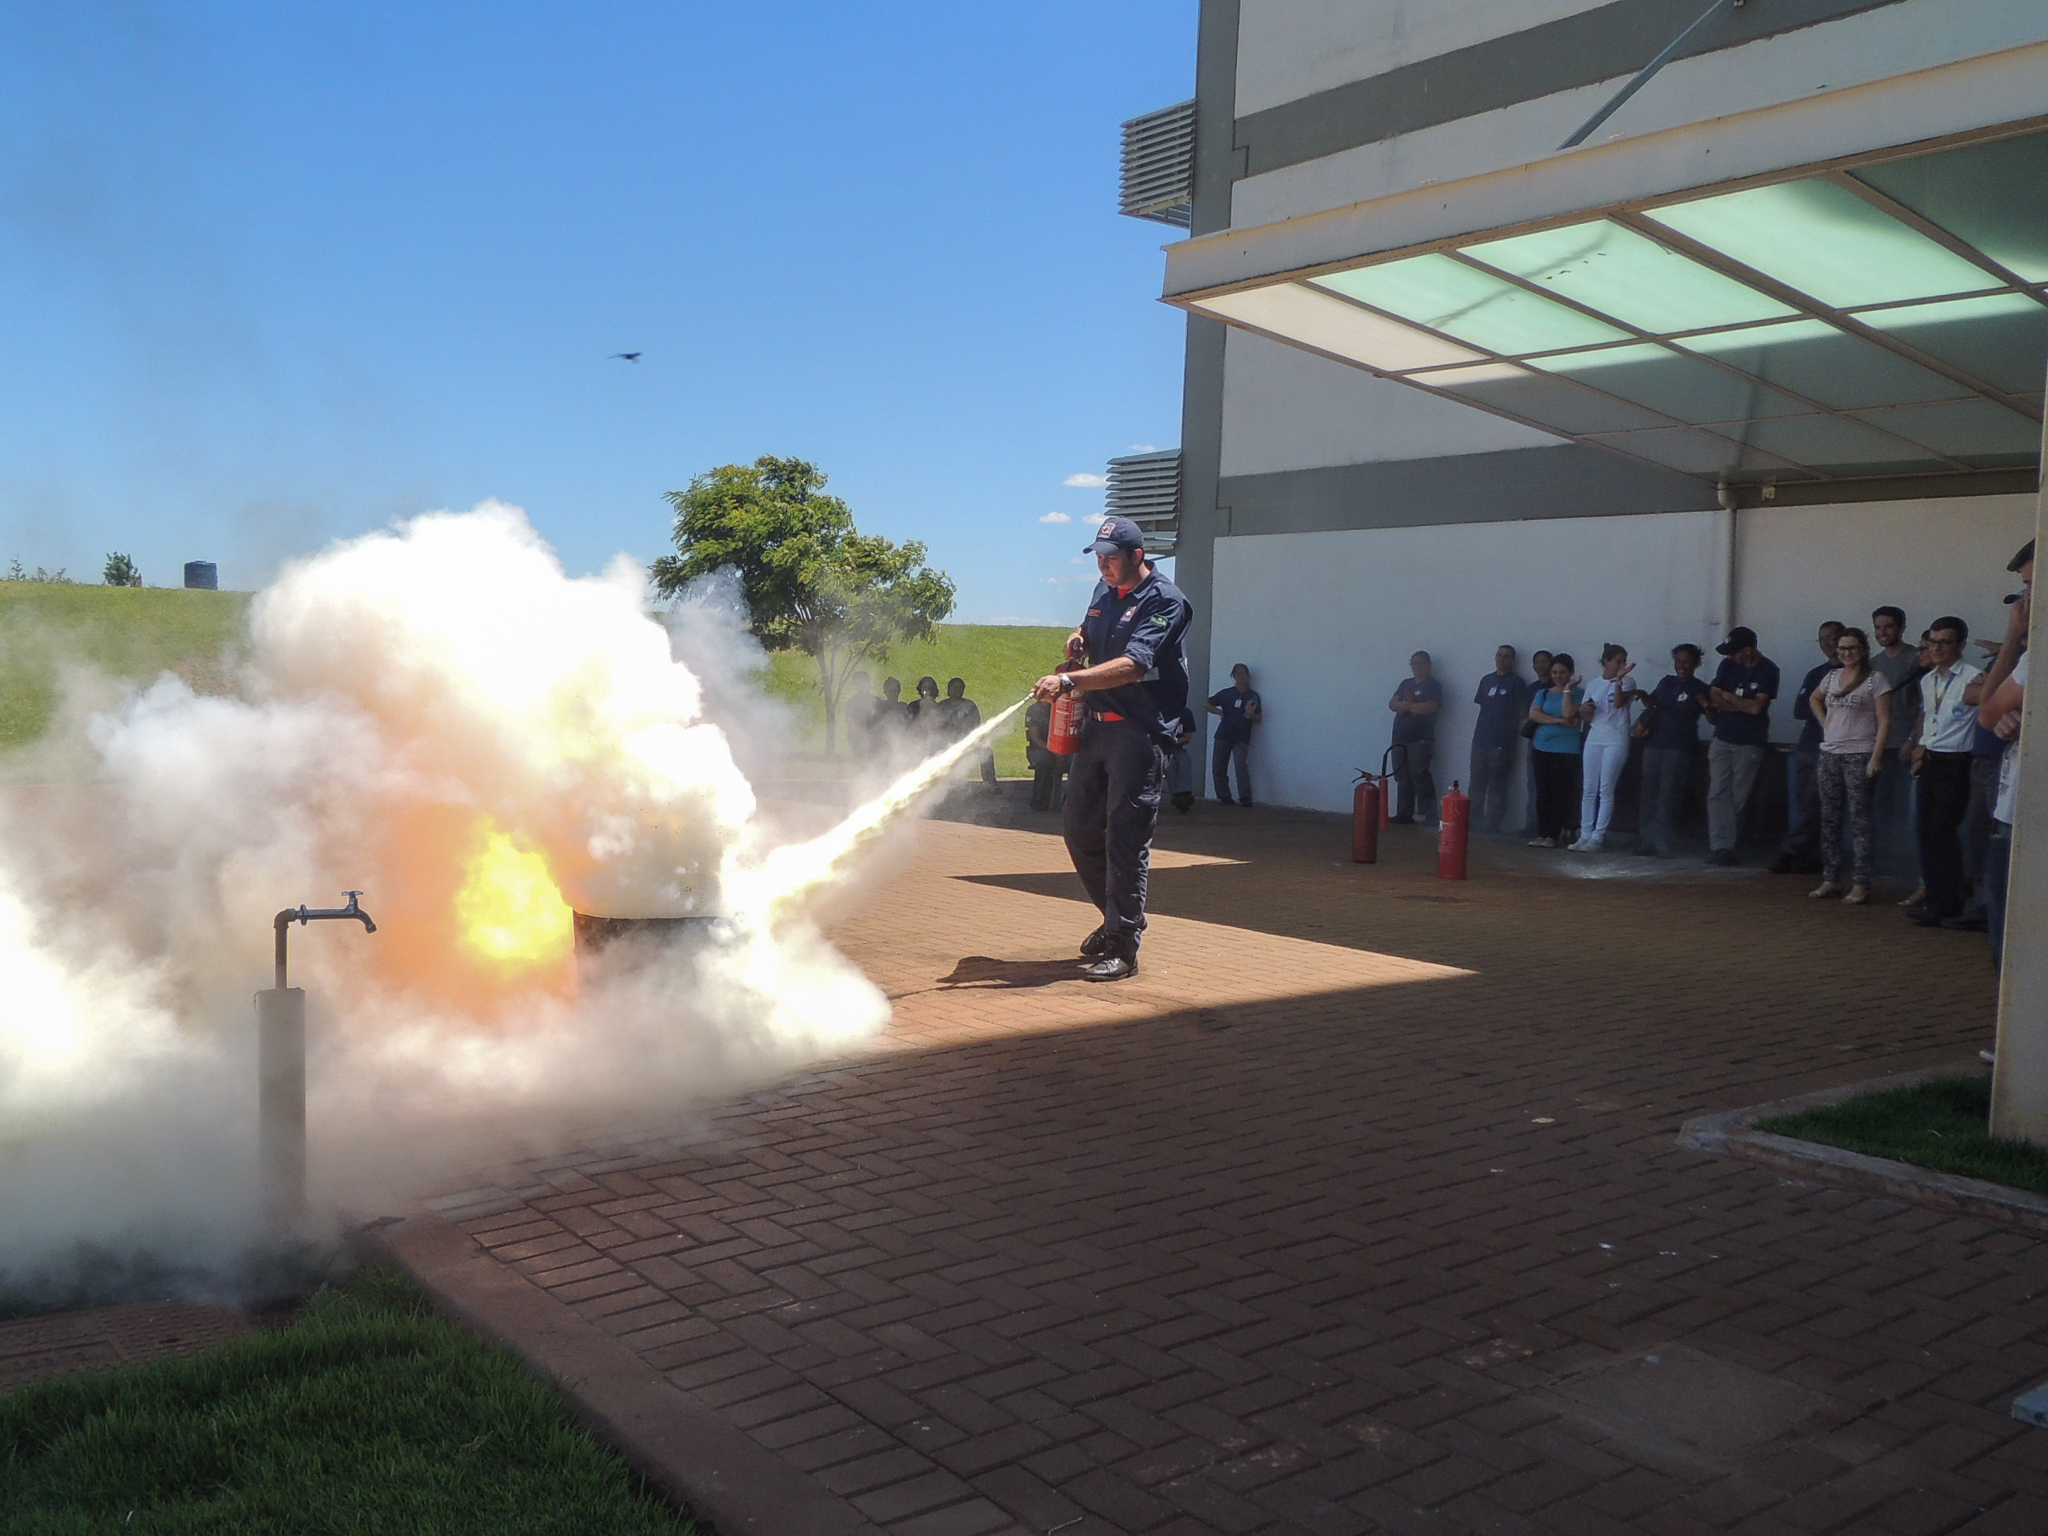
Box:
[1181,127,2048,489]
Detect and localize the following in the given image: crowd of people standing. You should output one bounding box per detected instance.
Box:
[1371,537,2032,967]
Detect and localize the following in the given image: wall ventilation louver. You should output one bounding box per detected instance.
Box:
[1119,101,1195,228]
[1105,450,1182,557]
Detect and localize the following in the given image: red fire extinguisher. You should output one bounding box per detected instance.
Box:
[1352,769,1379,863]
[1047,662,1085,755]
[1438,780,1470,880]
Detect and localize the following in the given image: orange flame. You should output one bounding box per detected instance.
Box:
[454,822,573,970]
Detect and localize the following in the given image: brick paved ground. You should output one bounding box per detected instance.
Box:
[437,800,2048,1535]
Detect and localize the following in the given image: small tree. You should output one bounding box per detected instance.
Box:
[103,552,142,587]
[651,456,956,752]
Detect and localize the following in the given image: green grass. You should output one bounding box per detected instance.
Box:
[764,622,1072,776]
[0,1263,694,1536]
[0,585,250,750]
[1757,1076,2048,1196]
[0,583,1067,777]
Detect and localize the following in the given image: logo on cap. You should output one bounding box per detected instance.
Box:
[1099,519,1116,538]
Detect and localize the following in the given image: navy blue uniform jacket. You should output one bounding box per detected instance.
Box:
[1079,568,1193,744]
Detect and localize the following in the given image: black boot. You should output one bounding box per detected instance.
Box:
[1081,936,1137,982]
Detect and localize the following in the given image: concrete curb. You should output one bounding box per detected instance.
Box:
[367,1214,882,1536]
[1678,1060,2048,1237]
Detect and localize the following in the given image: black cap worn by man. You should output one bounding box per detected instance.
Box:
[1029,513,1194,981]
[1717,626,1759,657]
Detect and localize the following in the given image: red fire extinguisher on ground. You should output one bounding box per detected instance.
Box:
[1352,769,1379,863]
[1438,780,1470,880]
[1047,662,1085,755]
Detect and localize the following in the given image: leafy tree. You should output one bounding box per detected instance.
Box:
[652,456,956,752]
[103,552,142,587]
[5,559,70,583]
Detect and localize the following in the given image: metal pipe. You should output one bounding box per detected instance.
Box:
[257,891,378,1234]
[271,891,377,990]
[1558,0,1735,151]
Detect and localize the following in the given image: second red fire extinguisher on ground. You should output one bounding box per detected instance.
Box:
[1047,662,1085,756]
[1438,781,1470,880]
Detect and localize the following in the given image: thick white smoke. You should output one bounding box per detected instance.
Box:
[0,503,989,1301]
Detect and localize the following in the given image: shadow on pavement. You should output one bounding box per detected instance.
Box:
[937,955,1086,988]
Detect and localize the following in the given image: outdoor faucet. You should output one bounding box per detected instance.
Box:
[272,890,378,989]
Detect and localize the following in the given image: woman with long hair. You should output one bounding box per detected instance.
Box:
[1810,627,1893,905]
[1526,653,1584,848]
[1571,643,1640,853]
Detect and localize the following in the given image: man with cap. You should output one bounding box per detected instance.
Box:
[1703,626,1779,865]
[1032,515,1194,981]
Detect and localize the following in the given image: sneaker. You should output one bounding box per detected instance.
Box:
[1809,882,1846,899]
[1703,848,1736,866]
[1580,835,1605,852]
[1527,836,1555,848]
[1843,885,1872,906]
[1907,908,1949,927]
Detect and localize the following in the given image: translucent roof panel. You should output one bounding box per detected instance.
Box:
[1852,130,2048,282]
[1580,427,1797,478]
[1721,415,1948,476]
[1460,219,1797,334]
[1180,130,2046,489]
[1311,254,1631,356]
[1192,283,1486,372]
[1644,179,2004,308]
[1412,362,1671,435]
[1681,319,1972,410]
[1849,400,2042,468]
[1534,344,1812,423]
[1850,293,2048,396]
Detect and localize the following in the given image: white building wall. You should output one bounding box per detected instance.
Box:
[1208,495,2036,816]
[1219,330,1560,478]
[1233,0,1612,117]
[1735,495,2038,685]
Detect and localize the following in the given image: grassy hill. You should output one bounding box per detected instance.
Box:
[764,624,1071,776]
[0,584,250,750]
[0,583,1067,776]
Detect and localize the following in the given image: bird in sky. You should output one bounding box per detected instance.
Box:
[609,352,642,362]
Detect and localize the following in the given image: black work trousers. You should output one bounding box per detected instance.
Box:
[1778,749,1822,860]
[1915,751,1974,918]
[1468,742,1517,833]
[1531,748,1580,841]
[1062,718,1165,947]
[1392,737,1437,821]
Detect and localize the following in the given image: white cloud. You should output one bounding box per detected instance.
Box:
[1062,473,1106,488]
[1043,572,1095,585]
[1126,443,1158,453]
[1038,511,1072,524]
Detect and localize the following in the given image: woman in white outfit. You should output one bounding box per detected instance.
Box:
[1571,644,1641,852]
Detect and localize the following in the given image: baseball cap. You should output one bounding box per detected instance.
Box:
[1084,515,1145,555]
[2010,538,2035,572]
[1715,626,1758,656]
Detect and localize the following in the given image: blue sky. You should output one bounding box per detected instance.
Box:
[0,2,1195,623]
